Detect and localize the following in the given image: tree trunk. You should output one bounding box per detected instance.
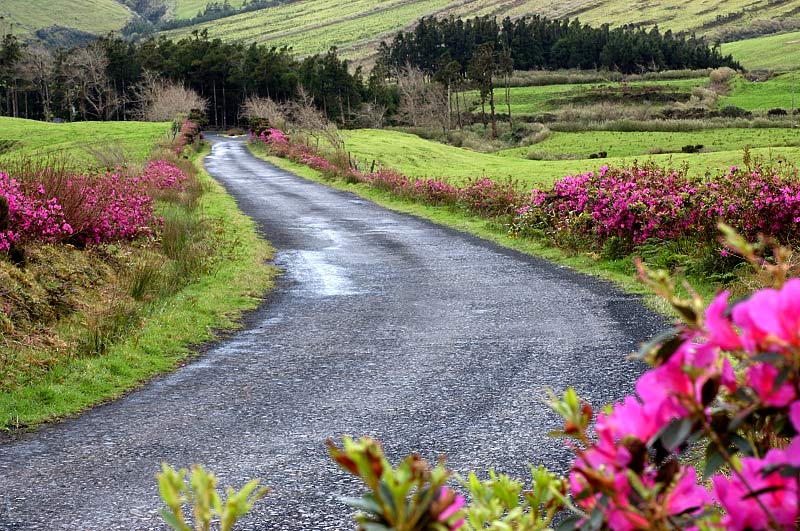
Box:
[489,86,497,138]
[213,82,218,127]
[505,76,512,128]
[480,96,486,129]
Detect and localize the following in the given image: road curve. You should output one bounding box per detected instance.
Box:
[0,137,666,530]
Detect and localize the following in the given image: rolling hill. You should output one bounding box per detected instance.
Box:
[3,0,800,71]
[162,0,800,66]
[0,0,133,38]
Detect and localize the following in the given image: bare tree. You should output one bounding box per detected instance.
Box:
[395,64,447,130]
[61,43,120,120]
[20,45,54,121]
[354,102,387,128]
[132,71,207,122]
[239,95,287,130]
[288,86,344,153]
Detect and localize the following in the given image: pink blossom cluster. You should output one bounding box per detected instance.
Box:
[517,162,800,246]
[137,160,188,191]
[567,280,800,530]
[458,177,521,216]
[259,130,518,214]
[0,172,72,250]
[174,120,201,154]
[0,160,189,251]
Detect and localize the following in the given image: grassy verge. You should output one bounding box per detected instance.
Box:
[340,128,800,187]
[248,142,713,315]
[0,147,277,431]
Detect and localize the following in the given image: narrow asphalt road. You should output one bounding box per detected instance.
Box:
[0,137,666,530]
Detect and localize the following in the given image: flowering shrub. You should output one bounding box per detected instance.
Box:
[173,119,201,155]
[0,160,189,251]
[139,160,188,191]
[458,178,521,216]
[513,159,800,251]
[547,232,800,530]
[328,437,466,531]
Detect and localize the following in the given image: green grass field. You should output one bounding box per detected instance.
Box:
[495,128,800,160]
[158,0,800,62]
[1,0,131,36]
[0,118,171,164]
[720,73,800,110]
[721,31,800,71]
[461,78,708,115]
[171,0,246,19]
[340,129,800,188]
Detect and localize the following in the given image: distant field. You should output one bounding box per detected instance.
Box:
[721,31,800,71]
[720,73,800,110]
[162,0,446,57]
[170,0,246,20]
[461,78,707,115]
[1,0,132,36]
[0,118,171,165]
[340,129,800,188]
[158,0,800,62]
[496,129,800,160]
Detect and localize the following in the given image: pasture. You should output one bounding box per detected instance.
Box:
[340,129,800,187]
[496,128,800,160]
[721,30,800,71]
[0,118,171,164]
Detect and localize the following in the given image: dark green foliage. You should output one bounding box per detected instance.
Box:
[680,144,704,153]
[0,29,387,127]
[0,194,8,231]
[378,15,741,77]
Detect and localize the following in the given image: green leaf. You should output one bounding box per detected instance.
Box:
[704,444,726,479]
[159,509,187,531]
[658,417,693,452]
[554,515,582,531]
[361,522,393,531]
[340,495,383,516]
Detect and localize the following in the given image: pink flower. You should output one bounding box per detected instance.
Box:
[733,278,800,353]
[712,452,799,530]
[705,291,742,351]
[746,363,796,407]
[665,466,710,516]
[436,487,465,530]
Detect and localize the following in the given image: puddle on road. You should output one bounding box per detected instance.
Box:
[276,250,361,297]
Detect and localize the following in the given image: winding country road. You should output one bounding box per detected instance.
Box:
[0,137,666,530]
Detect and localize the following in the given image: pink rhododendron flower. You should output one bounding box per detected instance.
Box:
[705,291,742,351]
[733,278,800,352]
[713,451,799,531]
[665,466,711,516]
[746,363,796,407]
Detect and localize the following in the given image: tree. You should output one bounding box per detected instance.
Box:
[467,43,497,137]
[20,45,55,121]
[132,71,208,122]
[61,43,119,120]
[395,64,447,130]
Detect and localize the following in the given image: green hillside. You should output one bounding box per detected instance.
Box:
[170,0,246,20]
[339,129,800,188]
[161,0,800,63]
[720,30,800,71]
[0,0,132,37]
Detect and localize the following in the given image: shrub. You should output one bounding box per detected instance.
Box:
[768,108,788,116]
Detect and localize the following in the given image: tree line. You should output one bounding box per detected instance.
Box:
[377,15,741,137]
[378,15,740,76]
[0,30,397,127]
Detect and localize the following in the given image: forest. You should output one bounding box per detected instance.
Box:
[0,14,740,128]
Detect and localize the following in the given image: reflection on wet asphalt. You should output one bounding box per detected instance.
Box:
[0,136,666,530]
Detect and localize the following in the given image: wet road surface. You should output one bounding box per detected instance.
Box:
[0,136,666,530]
